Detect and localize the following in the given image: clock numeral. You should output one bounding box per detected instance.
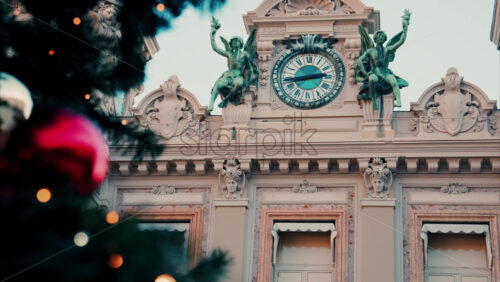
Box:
[321,83,330,90]
[306,56,313,64]
[295,58,303,66]
[325,75,333,79]
[294,89,301,98]
[287,66,296,71]
[315,91,322,98]
[286,83,294,90]
[305,91,311,100]
[322,65,331,71]
[315,57,323,65]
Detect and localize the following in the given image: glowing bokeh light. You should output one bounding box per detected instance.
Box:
[106,210,119,224]
[74,231,89,247]
[48,50,55,56]
[73,17,81,25]
[155,274,176,282]
[84,93,91,100]
[36,188,51,203]
[121,119,128,125]
[156,3,166,12]
[109,254,123,268]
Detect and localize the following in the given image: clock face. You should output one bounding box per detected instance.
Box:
[272,49,345,109]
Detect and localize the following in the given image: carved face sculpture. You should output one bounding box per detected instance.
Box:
[225,175,240,193]
[364,158,392,198]
[100,4,117,24]
[443,67,461,91]
[369,169,387,193]
[230,37,243,51]
[219,159,245,198]
[374,31,387,44]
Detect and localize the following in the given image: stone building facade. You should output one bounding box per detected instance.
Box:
[95,1,500,281]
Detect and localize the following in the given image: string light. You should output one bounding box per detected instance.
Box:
[36,188,51,203]
[73,17,81,25]
[108,254,123,269]
[121,119,128,125]
[13,9,20,15]
[155,274,176,282]
[156,3,166,12]
[74,231,89,247]
[48,50,55,56]
[84,93,91,100]
[106,210,119,224]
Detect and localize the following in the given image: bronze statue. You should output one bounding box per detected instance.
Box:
[208,17,258,111]
[356,10,411,110]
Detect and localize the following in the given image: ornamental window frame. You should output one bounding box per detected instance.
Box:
[257,209,348,282]
[122,208,204,268]
[408,210,500,282]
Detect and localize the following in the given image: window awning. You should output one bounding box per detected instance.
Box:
[139,222,190,232]
[421,223,492,268]
[272,222,337,264]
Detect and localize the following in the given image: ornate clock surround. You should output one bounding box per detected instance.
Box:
[271,35,346,109]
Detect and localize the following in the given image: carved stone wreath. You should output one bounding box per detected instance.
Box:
[292,180,318,193]
[152,184,177,195]
[440,183,468,194]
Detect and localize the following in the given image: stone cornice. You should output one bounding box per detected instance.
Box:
[108,156,500,176]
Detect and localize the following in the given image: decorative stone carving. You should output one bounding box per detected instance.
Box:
[221,86,256,130]
[410,68,496,136]
[219,159,246,199]
[360,94,395,138]
[286,0,334,16]
[292,180,318,193]
[152,184,176,195]
[440,183,468,194]
[488,116,498,135]
[123,85,144,117]
[423,68,484,135]
[266,0,354,16]
[363,158,393,198]
[134,75,209,140]
[85,0,122,76]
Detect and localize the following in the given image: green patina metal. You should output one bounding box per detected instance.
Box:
[355,9,411,110]
[208,17,258,111]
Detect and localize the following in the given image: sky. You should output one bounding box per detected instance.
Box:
[139,0,499,114]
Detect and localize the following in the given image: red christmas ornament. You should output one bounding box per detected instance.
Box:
[15,110,109,194]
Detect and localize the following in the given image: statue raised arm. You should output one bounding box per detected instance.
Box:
[355,10,411,110]
[210,17,226,57]
[208,17,258,112]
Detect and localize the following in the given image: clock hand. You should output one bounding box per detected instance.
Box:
[284,73,327,82]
